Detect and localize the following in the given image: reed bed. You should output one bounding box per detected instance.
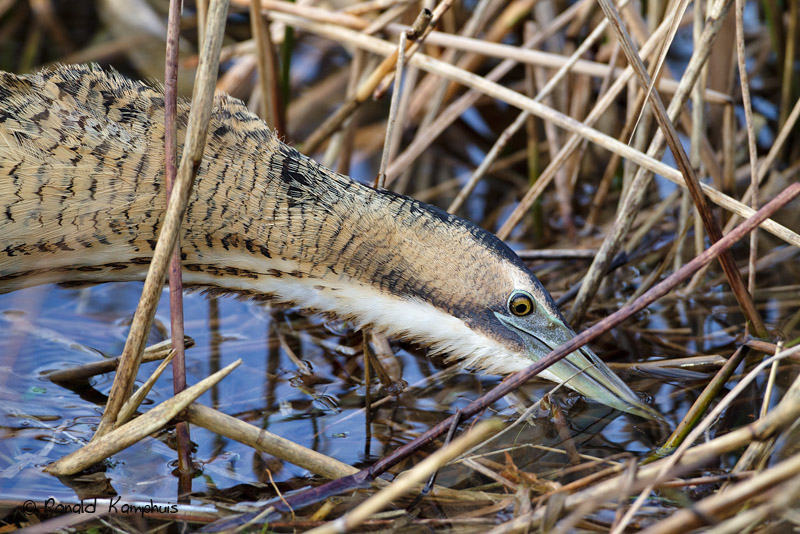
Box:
[0,0,798,532]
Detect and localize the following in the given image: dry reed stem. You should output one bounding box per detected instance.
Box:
[267,10,800,250]
[623,207,691,303]
[188,363,498,503]
[405,0,499,160]
[729,343,784,475]
[757,95,800,183]
[461,458,520,491]
[448,108,529,214]
[699,473,800,534]
[570,35,620,229]
[395,0,590,192]
[94,0,230,439]
[196,0,208,49]
[689,95,800,293]
[215,54,257,94]
[46,337,193,383]
[296,0,448,153]
[386,31,541,185]
[249,0,731,101]
[186,404,358,480]
[373,6,432,97]
[517,249,597,259]
[164,0,192,477]
[376,29,408,188]
[45,359,242,476]
[778,0,798,130]
[658,346,747,453]
[304,419,503,534]
[388,25,731,104]
[626,188,681,254]
[535,62,574,235]
[341,0,414,16]
[249,0,284,134]
[325,50,367,171]
[685,0,707,277]
[585,86,639,228]
[385,38,417,167]
[408,0,539,112]
[363,330,400,387]
[59,33,153,65]
[734,0,761,307]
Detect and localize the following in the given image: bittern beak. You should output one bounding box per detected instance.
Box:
[494,291,660,420]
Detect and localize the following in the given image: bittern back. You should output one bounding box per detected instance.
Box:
[0,64,657,419]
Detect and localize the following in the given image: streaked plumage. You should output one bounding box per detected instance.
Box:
[0,65,658,419]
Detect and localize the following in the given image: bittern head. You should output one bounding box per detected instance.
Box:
[492,284,659,419]
[433,252,658,420]
[432,237,658,420]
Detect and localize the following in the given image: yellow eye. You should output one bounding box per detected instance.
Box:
[508,291,534,316]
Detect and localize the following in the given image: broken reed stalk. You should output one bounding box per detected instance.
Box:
[46,359,242,476]
[93,0,230,440]
[373,6,432,97]
[388,0,592,187]
[186,404,359,480]
[375,29,408,188]
[117,349,176,426]
[244,0,731,106]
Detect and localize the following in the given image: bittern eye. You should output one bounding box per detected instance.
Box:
[508,291,534,316]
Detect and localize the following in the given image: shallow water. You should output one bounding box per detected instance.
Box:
[4,263,792,511]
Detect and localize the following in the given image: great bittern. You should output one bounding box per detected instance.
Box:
[0,65,657,419]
